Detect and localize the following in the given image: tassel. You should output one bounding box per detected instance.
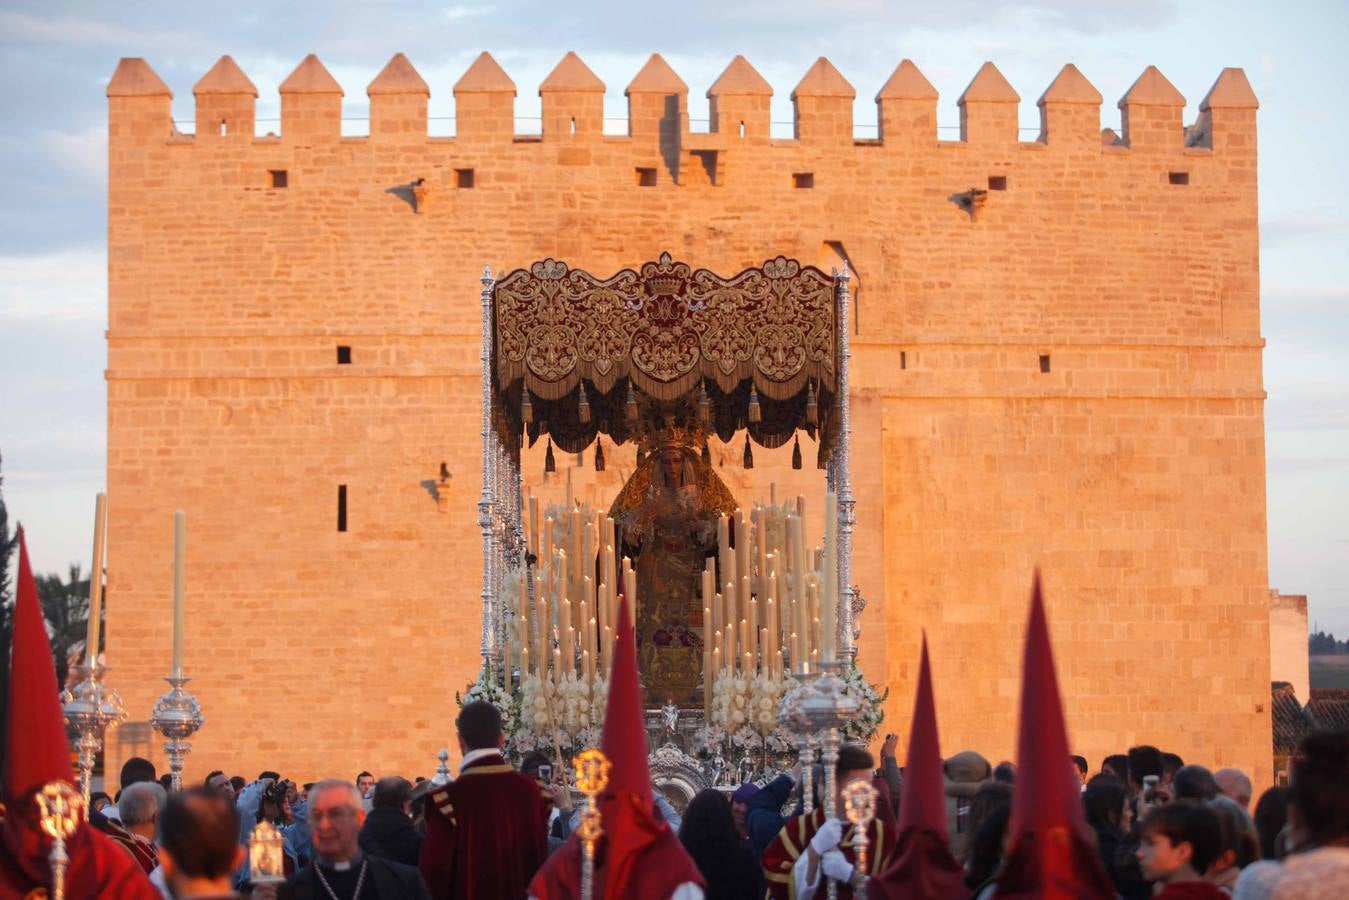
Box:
[747,384,762,423]
[701,442,711,466]
[805,381,817,425]
[743,436,754,469]
[792,434,802,470]
[521,387,534,424]
[544,439,556,474]
[594,439,606,471]
[625,382,639,424]
[578,383,591,424]
[697,380,710,424]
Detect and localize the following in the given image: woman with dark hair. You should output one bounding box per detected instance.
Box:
[1083,774,1149,900]
[965,802,1011,898]
[1252,785,1291,860]
[1206,795,1259,893]
[678,789,761,900]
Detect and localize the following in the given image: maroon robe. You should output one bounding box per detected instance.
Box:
[760,806,896,900]
[0,817,161,899]
[418,751,550,900]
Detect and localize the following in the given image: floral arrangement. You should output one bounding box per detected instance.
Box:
[455,660,519,735]
[839,663,888,743]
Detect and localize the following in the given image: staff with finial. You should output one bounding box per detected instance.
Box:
[843,778,879,893]
[573,748,611,900]
[37,781,83,900]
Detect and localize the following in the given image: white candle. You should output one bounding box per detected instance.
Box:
[172,509,186,677]
[85,493,107,667]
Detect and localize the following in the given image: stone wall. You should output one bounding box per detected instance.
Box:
[1270,591,1309,703]
[104,51,1270,786]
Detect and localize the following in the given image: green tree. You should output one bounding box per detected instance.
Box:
[37,564,94,691]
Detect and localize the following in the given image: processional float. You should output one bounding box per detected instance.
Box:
[467,251,884,811]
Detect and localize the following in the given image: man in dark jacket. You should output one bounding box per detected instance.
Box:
[745,763,801,861]
[261,780,430,900]
[359,777,423,867]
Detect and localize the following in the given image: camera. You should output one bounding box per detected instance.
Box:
[538,764,552,783]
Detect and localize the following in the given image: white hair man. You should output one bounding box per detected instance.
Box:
[108,780,166,875]
[254,779,431,900]
[1214,767,1253,810]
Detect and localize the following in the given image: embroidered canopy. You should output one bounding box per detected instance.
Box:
[492,253,841,458]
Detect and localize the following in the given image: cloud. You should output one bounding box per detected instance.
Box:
[0,246,106,323]
[1261,209,1348,249]
[0,9,196,50]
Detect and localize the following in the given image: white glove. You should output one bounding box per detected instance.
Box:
[820,849,855,884]
[809,818,844,855]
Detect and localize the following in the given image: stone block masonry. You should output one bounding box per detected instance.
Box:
[104,51,1270,787]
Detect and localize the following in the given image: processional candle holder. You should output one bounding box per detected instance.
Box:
[843,778,879,888]
[148,674,204,792]
[37,780,83,900]
[777,660,858,900]
[248,820,286,884]
[573,748,611,900]
[60,663,126,810]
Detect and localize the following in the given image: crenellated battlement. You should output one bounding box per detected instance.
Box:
[107,52,1258,159]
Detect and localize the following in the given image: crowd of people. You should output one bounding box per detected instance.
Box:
[76,719,1349,899]
[5,531,1349,899]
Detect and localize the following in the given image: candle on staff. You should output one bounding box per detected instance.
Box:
[561,599,574,676]
[579,596,591,673]
[553,647,562,685]
[822,491,838,663]
[172,509,186,677]
[743,576,756,663]
[521,646,530,680]
[85,493,107,667]
[529,494,540,557]
[518,576,532,672]
[602,625,613,675]
[760,627,770,676]
[735,508,750,596]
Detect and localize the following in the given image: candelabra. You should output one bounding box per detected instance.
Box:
[148,674,204,792]
[777,660,858,900]
[574,748,611,900]
[61,663,126,810]
[843,778,879,890]
[37,780,82,900]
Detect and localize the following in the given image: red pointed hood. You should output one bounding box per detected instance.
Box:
[3,529,75,881]
[600,591,648,799]
[529,591,704,900]
[996,572,1115,899]
[897,634,945,834]
[868,633,965,899]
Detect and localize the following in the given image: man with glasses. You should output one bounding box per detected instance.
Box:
[255,779,430,899]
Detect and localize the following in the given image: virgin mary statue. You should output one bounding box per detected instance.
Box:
[610,421,738,707]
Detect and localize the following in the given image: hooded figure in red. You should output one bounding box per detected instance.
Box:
[994,573,1115,900]
[528,593,705,900]
[867,634,966,899]
[0,529,159,898]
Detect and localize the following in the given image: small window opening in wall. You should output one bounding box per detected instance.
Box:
[455,168,475,189]
[1039,354,1052,373]
[988,175,1008,191]
[1169,171,1190,186]
[738,121,745,138]
[336,345,352,365]
[219,119,228,137]
[636,167,657,187]
[900,351,907,370]
[569,117,576,135]
[793,172,815,189]
[268,169,288,188]
[337,485,348,532]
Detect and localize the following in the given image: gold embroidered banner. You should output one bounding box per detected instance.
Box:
[493,253,838,403]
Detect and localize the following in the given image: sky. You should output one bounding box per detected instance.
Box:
[0,0,1346,633]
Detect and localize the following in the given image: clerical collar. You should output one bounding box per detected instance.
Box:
[317,851,363,872]
[459,747,502,773]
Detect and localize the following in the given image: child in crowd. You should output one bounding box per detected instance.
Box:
[1136,803,1228,899]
